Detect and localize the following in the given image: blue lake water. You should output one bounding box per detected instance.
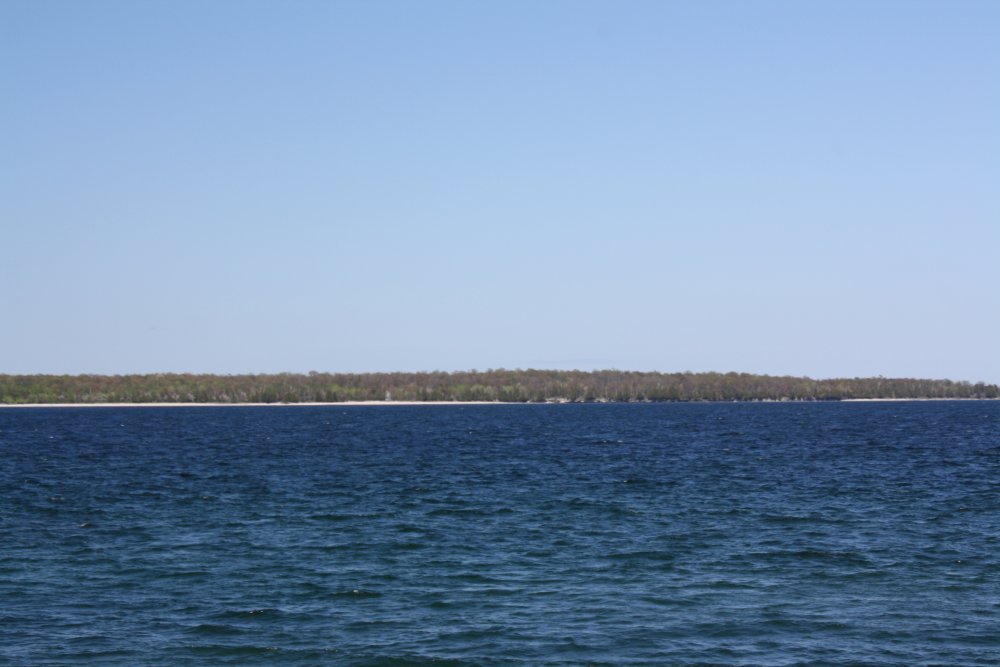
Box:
[1,402,998,666]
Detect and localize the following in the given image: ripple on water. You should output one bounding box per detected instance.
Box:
[188,623,244,636]
[1,402,998,665]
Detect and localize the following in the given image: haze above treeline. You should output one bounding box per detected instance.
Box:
[1,371,997,404]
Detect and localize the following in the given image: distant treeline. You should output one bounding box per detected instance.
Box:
[1,370,997,404]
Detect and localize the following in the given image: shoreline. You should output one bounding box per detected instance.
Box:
[0,398,996,408]
[838,397,995,402]
[0,401,516,409]
[0,401,508,408]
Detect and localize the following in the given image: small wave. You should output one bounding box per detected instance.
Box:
[302,543,348,552]
[388,540,427,551]
[347,655,480,667]
[343,619,408,632]
[522,549,555,558]
[639,595,698,607]
[468,586,521,597]
[393,522,434,534]
[188,623,243,636]
[160,569,211,578]
[331,588,382,598]
[426,600,453,609]
[59,649,136,659]
[818,564,892,580]
[760,512,834,524]
[758,617,853,633]
[308,513,355,522]
[185,643,281,656]
[213,608,282,620]
[747,548,874,566]
[605,550,675,562]
[436,625,510,641]
[447,573,504,584]
[427,508,489,517]
[704,579,755,589]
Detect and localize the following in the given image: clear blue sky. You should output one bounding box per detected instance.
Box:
[3,1,998,382]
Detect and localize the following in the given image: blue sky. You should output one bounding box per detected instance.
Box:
[3,1,998,382]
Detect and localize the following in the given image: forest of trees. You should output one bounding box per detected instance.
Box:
[1,370,997,404]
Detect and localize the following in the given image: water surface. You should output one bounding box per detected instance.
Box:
[2,402,998,665]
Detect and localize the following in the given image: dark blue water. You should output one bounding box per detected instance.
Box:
[2,402,998,666]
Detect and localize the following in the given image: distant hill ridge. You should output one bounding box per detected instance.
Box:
[1,371,997,404]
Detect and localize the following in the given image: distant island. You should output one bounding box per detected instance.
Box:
[1,370,997,404]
